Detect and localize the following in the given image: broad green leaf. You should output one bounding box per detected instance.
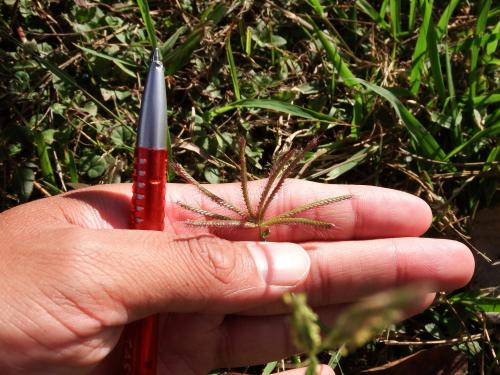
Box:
[15,42,131,130]
[81,154,108,179]
[203,166,220,184]
[111,126,133,146]
[16,165,35,201]
[41,129,57,145]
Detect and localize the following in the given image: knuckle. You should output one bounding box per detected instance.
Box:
[185,236,238,285]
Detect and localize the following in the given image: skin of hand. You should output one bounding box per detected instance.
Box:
[0,180,474,375]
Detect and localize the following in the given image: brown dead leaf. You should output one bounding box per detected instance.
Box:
[358,346,467,375]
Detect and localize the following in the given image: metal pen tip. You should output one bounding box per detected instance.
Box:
[151,47,161,63]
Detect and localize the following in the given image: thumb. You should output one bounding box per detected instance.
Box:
[58,227,310,322]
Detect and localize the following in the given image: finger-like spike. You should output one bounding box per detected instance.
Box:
[259,139,318,220]
[185,220,258,228]
[176,201,234,220]
[273,195,352,219]
[261,217,335,228]
[257,148,298,220]
[174,162,247,217]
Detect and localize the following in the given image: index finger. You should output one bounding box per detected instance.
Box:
[168,179,431,242]
[51,180,431,242]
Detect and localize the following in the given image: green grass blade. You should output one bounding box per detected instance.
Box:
[389,0,401,39]
[356,0,389,29]
[209,98,337,123]
[351,93,363,139]
[327,348,344,370]
[444,26,460,144]
[308,0,325,17]
[409,0,432,95]
[436,0,461,37]
[408,0,417,32]
[469,0,492,97]
[310,19,357,88]
[262,361,278,375]
[476,298,500,313]
[166,119,174,182]
[483,145,500,173]
[135,0,157,48]
[64,149,78,183]
[379,0,389,21]
[324,146,375,181]
[75,44,138,78]
[356,79,447,161]
[0,28,130,129]
[427,19,446,101]
[75,45,138,68]
[245,26,252,55]
[444,122,500,161]
[472,93,500,107]
[225,32,241,100]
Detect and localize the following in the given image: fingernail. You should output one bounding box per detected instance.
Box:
[247,242,310,287]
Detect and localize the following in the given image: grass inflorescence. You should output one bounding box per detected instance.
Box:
[174,137,351,240]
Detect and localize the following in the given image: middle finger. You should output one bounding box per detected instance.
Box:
[242,237,473,315]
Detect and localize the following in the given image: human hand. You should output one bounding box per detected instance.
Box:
[0,180,474,374]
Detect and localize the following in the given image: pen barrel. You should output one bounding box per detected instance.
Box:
[130,147,167,230]
[122,315,159,375]
[123,147,167,375]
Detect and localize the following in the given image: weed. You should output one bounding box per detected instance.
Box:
[174,137,351,241]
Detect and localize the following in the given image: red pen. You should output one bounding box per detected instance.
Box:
[122,48,168,375]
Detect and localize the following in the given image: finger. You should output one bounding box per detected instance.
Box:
[42,227,312,323]
[168,180,432,242]
[241,237,473,315]
[54,181,431,242]
[159,294,435,369]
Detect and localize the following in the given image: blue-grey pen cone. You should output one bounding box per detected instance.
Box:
[137,48,168,149]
